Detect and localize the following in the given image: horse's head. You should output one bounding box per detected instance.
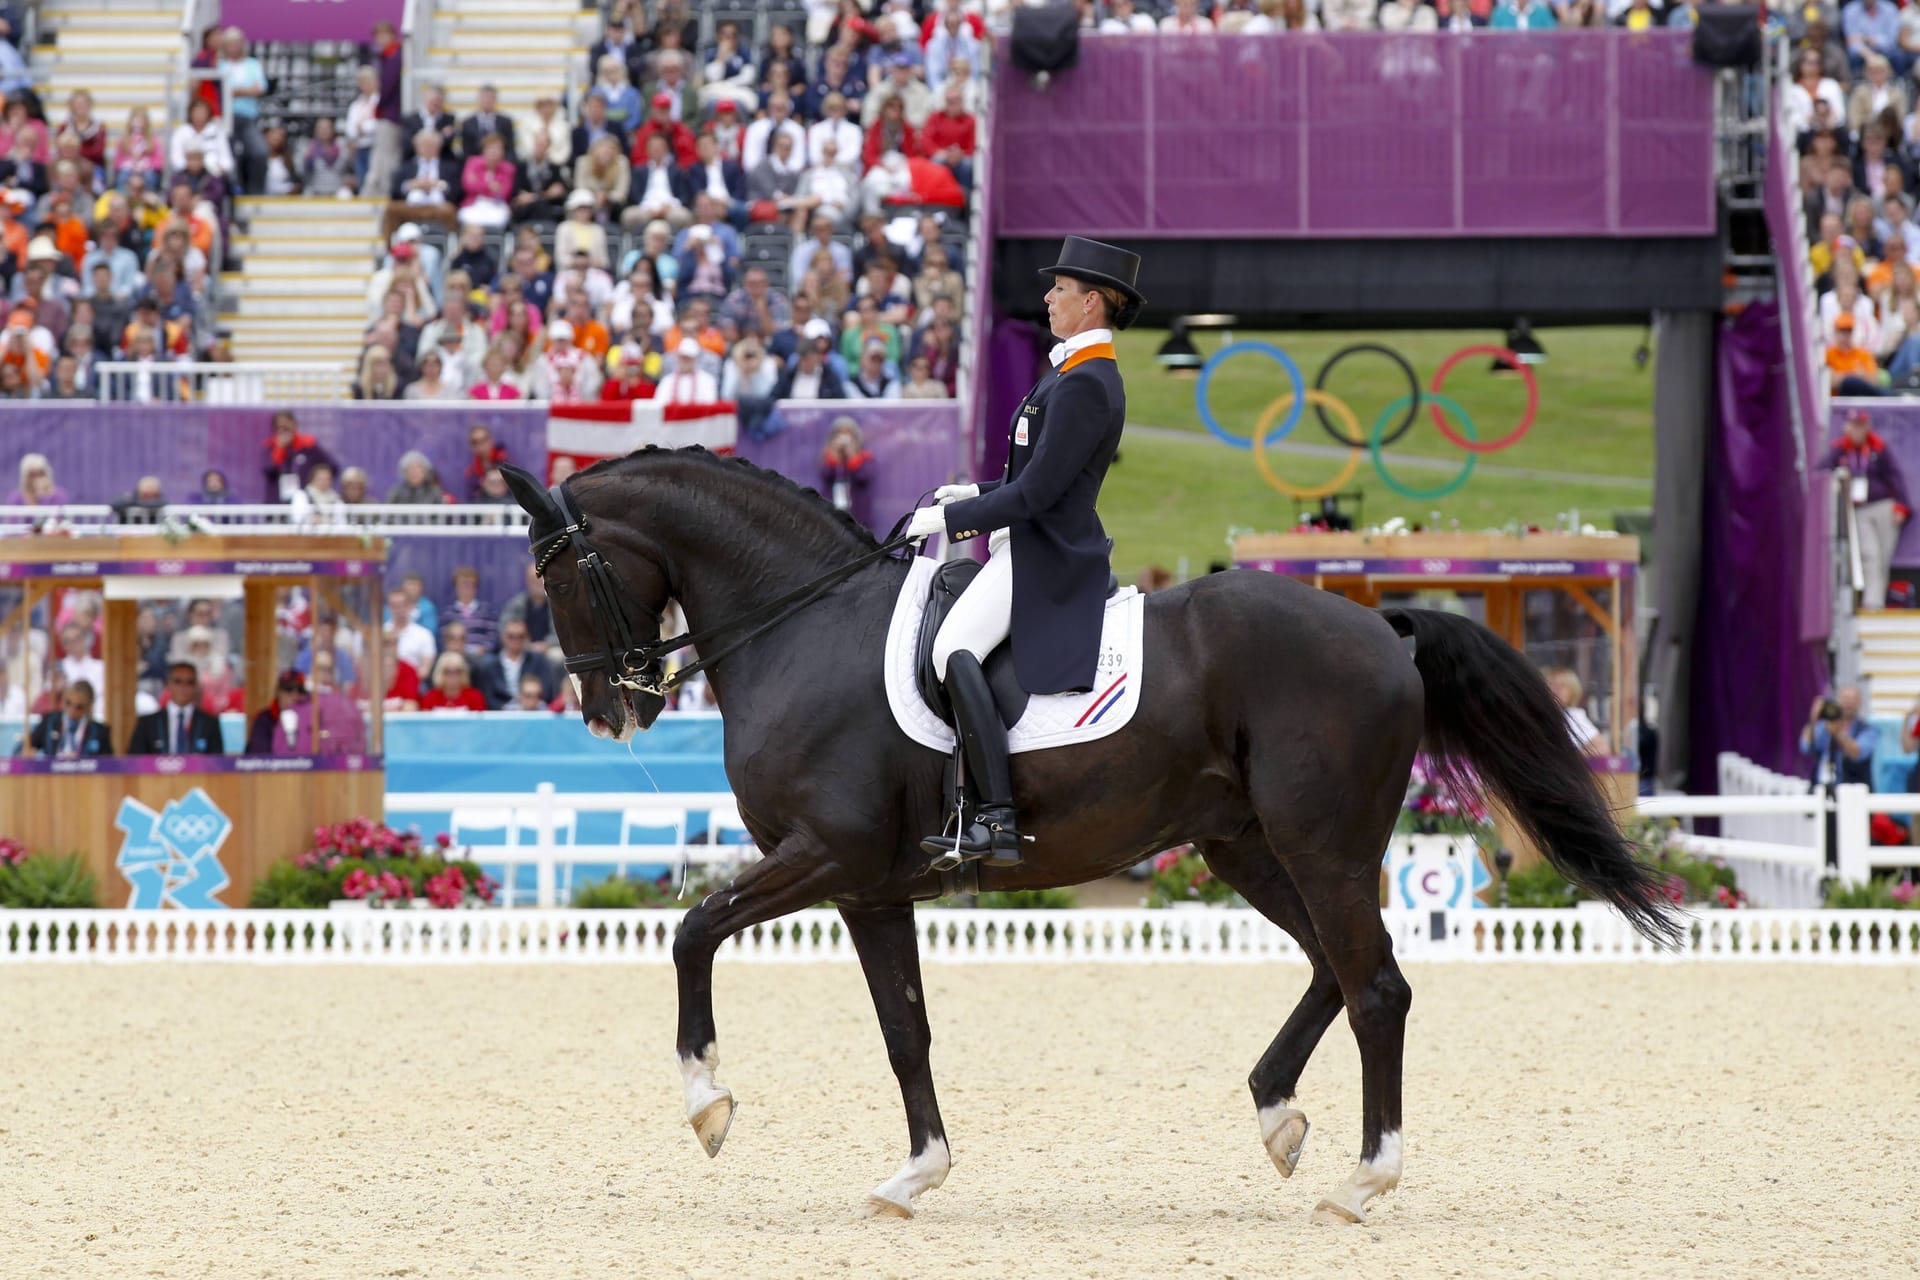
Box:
[499,463,669,741]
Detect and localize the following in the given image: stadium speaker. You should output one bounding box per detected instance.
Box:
[1010,4,1080,81]
[1691,5,1762,69]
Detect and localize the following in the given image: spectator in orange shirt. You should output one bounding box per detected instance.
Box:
[43,190,86,265]
[0,188,28,267]
[664,296,727,362]
[562,293,609,358]
[1828,313,1889,395]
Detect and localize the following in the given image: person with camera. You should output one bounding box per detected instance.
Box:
[1800,685,1878,788]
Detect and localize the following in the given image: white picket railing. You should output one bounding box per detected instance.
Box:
[387,785,756,909]
[1630,752,1830,908]
[4,907,1918,964]
[0,504,530,536]
[94,362,351,403]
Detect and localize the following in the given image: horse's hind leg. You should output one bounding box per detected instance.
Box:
[1198,838,1343,1180]
[1283,854,1412,1226]
[838,903,950,1219]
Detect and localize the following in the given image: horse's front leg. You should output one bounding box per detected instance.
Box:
[838,902,950,1219]
[673,836,846,1157]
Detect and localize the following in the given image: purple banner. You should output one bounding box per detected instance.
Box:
[216,0,402,44]
[1237,557,1634,578]
[1765,96,1833,642]
[0,754,382,776]
[994,32,1713,239]
[0,403,544,508]
[736,401,963,535]
[0,558,384,580]
[1692,300,1826,780]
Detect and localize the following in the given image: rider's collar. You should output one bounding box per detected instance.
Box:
[1049,327,1113,369]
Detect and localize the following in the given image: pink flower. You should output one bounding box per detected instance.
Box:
[1664,875,1687,905]
[435,832,453,849]
[1152,849,1184,874]
[341,868,375,899]
[1892,880,1918,906]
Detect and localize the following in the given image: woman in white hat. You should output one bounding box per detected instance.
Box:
[553,187,609,269]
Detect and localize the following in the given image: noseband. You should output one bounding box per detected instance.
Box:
[533,482,672,695]
[530,480,917,698]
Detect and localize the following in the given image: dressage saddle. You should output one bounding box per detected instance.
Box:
[910,553,1122,730]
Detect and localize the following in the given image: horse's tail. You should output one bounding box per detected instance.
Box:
[1380,607,1684,948]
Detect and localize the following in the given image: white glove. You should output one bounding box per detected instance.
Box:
[933,483,979,505]
[904,505,948,541]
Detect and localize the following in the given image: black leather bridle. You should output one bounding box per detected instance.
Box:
[530,481,916,698]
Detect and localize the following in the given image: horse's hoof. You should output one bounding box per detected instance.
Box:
[1310,1198,1365,1226]
[863,1193,915,1220]
[690,1093,736,1158]
[1261,1108,1310,1179]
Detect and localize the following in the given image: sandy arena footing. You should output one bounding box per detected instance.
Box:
[2,962,1916,1278]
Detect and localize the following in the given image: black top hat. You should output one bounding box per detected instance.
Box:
[1038,236,1146,330]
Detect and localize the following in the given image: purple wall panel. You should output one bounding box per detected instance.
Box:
[993,32,1714,239]
[0,403,544,506]
[736,401,963,534]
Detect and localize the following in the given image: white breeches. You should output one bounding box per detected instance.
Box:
[932,529,1013,680]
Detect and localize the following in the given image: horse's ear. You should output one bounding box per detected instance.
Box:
[498,464,553,519]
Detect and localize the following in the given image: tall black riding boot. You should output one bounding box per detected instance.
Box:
[920,652,1024,868]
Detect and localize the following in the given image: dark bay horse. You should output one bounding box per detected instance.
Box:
[497,449,1680,1225]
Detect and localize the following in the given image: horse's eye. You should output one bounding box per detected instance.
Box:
[551,580,575,598]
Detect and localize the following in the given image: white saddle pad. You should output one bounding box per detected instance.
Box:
[884,555,1146,755]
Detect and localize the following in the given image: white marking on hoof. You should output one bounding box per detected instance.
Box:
[864,1137,951,1219]
[680,1046,735,1158]
[1258,1103,1310,1178]
[1311,1130,1402,1225]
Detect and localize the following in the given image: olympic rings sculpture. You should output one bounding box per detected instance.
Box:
[1194,341,1541,501]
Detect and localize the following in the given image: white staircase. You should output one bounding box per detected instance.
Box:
[29,0,180,128]
[1857,611,1920,720]
[426,0,591,120]
[223,197,384,364]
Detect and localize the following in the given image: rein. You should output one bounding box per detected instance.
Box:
[534,482,918,697]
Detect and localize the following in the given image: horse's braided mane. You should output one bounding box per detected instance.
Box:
[576,445,882,551]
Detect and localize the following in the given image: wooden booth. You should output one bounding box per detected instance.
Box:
[0,535,387,907]
[1233,531,1642,868]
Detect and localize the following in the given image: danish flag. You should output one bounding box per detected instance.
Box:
[545,401,739,479]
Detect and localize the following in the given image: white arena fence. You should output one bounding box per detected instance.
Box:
[0,505,530,537]
[94,361,351,403]
[3,907,1918,964]
[386,787,759,909]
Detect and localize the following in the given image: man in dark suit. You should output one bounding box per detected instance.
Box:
[588,14,647,87]
[471,618,558,708]
[388,129,462,237]
[22,678,113,758]
[677,130,747,225]
[570,94,627,170]
[457,83,517,161]
[401,83,458,161]
[128,662,225,755]
[772,332,847,400]
[906,235,1143,868]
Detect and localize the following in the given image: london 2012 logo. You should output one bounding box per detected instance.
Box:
[112,787,233,909]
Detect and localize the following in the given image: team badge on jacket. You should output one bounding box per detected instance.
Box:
[1015,414,1031,446]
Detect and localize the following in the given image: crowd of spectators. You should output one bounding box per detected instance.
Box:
[2,552,667,756]
[1786,3,1920,395]
[339,0,979,408]
[1066,0,1709,29]
[0,69,232,399]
